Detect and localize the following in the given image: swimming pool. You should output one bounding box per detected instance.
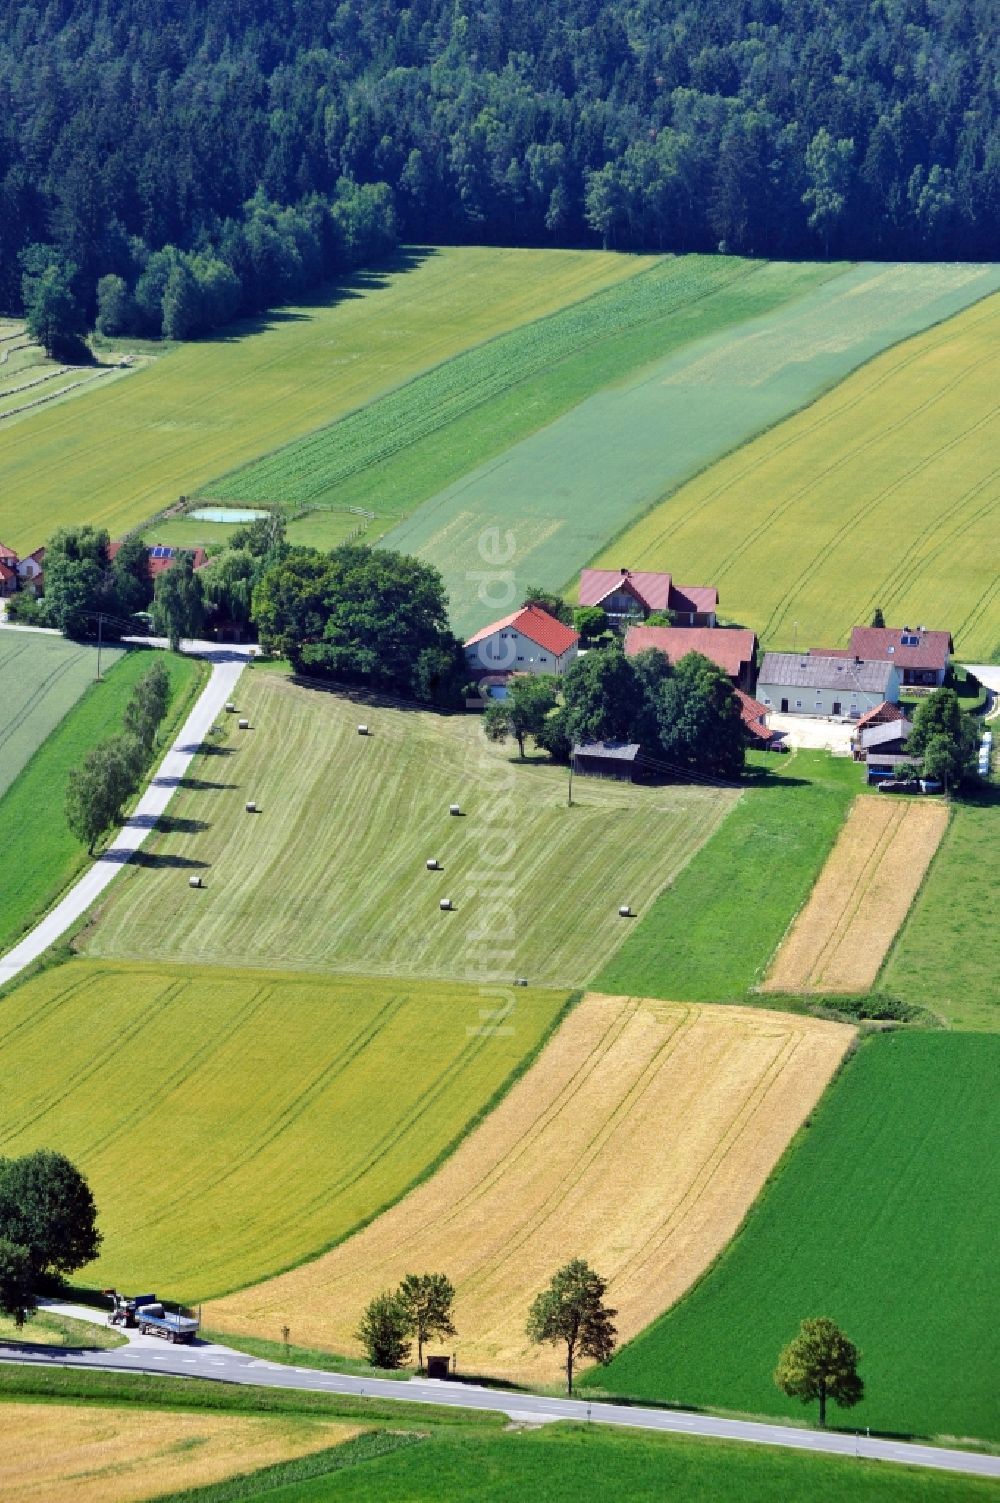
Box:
[189,507,270,524]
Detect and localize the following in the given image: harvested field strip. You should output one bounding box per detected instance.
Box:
[207,994,852,1383]
[598,289,1000,660]
[381,260,1000,636]
[0,1401,360,1503]
[0,960,566,1296]
[591,1033,1000,1443]
[0,632,124,798]
[83,672,733,987]
[0,247,645,553]
[764,796,949,994]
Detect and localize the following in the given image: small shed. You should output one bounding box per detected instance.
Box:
[571,741,642,782]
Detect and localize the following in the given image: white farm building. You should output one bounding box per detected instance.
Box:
[757,653,900,718]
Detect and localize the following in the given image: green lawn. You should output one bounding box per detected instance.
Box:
[0,647,203,955]
[0,1308,125,1349]
[881,796,999,1030]
[0,247,645,553]
[596,750,860,1004]
[586,1032,1000,1445]
[0,631,123,797]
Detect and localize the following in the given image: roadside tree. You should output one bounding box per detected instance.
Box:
[526,1258,617,1395]
[0,1151,101,1285]
[356,1291,411,1370]
[65,734,141,853]
[397,1273,457,1372]
[153,552,204,650]
[0,1239,34,1327]
[774,1316,864,1427]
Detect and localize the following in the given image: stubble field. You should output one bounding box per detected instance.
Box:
[763,796,949,994]
[83,671,734,987]
[207,993,852,1383]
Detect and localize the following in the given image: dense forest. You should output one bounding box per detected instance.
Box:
[2,0,997,333]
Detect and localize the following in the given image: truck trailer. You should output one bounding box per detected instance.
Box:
[106,1290,199,1344]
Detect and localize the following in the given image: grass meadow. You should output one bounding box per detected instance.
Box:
[208,994,850,1382]
[0,960,567,1297]
[881,797,999,1030]
[598,288,1000,660]
[0,247,644,553]
[0,631,123,797]
[596,751,860,1004]
[0,321,134,431]
[84,672,734,986]
[0,647,202,956]
[587,1032,1000,1444]
[381,260,1000,636]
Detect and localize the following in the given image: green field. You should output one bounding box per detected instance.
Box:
[597,290,1000,660]
[587,1032,1000,1444]
[881,797,999,1030]
[143,508,366,553]
[0,248,645,554]
[0,631,123,797]
[0,321,134,429]
[0,647,202,955]
[0,960,566,1297]
[380,261,1000,636]
[205,257,838,528]
[596,751,860,1004]
[83,671,734,985]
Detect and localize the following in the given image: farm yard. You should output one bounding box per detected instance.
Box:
[0,1400,361,1503]
[589,1032,1000,1444]
[0,247,644,553]
[763,797,949,995]
[380,260,1000,636]
[598,290,1000,661]
[0,631,123,798]
[0,648,202,956]
[0,960,566,1296]
[82,671,735,986]
[207,993,852,1382]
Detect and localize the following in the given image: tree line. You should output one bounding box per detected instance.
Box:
[1,0,996,338]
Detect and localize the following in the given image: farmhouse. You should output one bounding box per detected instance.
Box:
[571,740,643,782]
[625,624,756,689]
[734,688,783,748]
[0,542,44,597]
[579,567,718,628]
[757,653,900,717]
[811,626,952,687]
[108,541,208,580]
[464,605,579,688]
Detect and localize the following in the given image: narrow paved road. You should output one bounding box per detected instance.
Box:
[2,1313,997,1481]
[0,638,249,988]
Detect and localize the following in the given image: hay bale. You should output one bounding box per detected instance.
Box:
[449,803,462,816]
[618,904,633,918]
[188,875,203,889]
[426,859,440,870]
[440,898,453,911]
[245,801,258,813]
[238,718,250,730]
[225,702,237,713]
[357,724,369,735]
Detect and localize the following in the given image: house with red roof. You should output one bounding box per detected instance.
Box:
[578,567,717,629]
[624,624,757,689]
[16,546,45,596]
[0,558,17,597]
[464,605,579,696]
[108,541,208,580]
[811,626,952,687]
[734,688,783,749]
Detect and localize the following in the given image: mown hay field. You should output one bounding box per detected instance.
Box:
[84,671,734,986]
[382,260,1000,637]
[882,798,999,1030]
[0,321,134,430]
[0,247,644,553]
[590,1032,1000,1444]
[0,1400,359,1503]
[597,289,1000,660]
[764,796,949,994]
[0,961,566,1296]
[206,257,838,527]
[0,631,123,798]
[208,993,852,1383]
[0,648,202,956]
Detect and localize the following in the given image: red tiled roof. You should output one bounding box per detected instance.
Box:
[0,560,16,581]
[855,700,907,731]
[0,542,17,563]
[848,626,952,671]
[670,583,719,615]
[465,604,579,657]
[579,568,672,612]
[624,625,756,679]
[108,541,208,577]
[734,687,777,744]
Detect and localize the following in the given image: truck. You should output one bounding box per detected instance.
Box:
[106,1290,200,1344]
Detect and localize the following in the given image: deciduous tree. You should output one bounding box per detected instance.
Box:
[526,1258,617,1394]
[153,552,204,650]
[774,1316,864,1427]
[0,1151,101,1284]
[396,1273,457,1372]
[356,1291,411,1370]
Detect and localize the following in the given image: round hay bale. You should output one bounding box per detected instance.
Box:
[618,904,633,918]
[225,702,237,713]
[245,801,258,813]
[513,977,528,987]
[238,718,250,730]
[449,803,461,816]
[188,875,203,889]
[357,724,369,736]
[439,898,453,911]
[426,859,439,870]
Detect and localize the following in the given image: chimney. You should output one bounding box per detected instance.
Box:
[620,567,630,576]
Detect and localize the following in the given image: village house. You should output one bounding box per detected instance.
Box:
[0,542,17,598]
[624,624,757,690]
[108,541,208,580]
[756,653,900,717]
[464,605,579,695]
[578,567,718,629]
[734,688,784,748]
[811,625,952,687]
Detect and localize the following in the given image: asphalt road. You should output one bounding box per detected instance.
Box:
[2,1313,998,1481]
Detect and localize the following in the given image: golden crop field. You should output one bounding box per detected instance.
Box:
[84,672,734,987]
[0,960,566,1297]
[593,293,1000,660]
[0,1401,358,1503]
[763,797,949,994]
[0,247,647,553]
[208,993,853,1383]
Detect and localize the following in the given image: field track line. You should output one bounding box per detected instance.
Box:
[808,803,903,987]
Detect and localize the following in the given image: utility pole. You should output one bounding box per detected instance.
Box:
[95,613,104,681]
[567,761,574,807]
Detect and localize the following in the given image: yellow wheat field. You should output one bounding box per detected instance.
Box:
[208,994,852,1383]
[764,796,949,994]
[0,1402,359,1503]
